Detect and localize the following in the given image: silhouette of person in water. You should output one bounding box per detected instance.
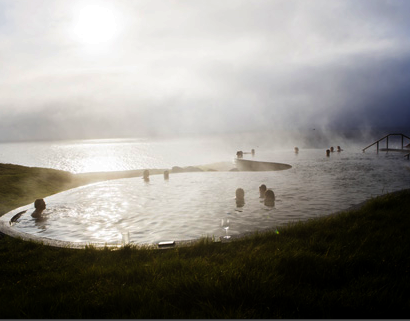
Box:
[264,190,275,207]
[164,170,169,180]
[31,199,46,218]
[259,184,267,198]
[164,171,169,180]
[236,188,245,207]
[143,169,149,182]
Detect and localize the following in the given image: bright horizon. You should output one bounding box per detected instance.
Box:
[1,0,410,142]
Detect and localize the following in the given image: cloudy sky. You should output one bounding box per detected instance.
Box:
[1,0,410,142]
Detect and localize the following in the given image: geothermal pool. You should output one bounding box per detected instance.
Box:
[1,149,409,247]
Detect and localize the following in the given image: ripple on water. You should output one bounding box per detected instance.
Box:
[1,149,409,246]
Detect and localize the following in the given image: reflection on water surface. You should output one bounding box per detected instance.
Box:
[1,149,409,246]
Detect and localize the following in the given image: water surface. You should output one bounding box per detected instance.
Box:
[2,148,409,246]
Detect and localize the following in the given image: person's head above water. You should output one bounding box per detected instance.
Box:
[34,198,46,210]
[31,199,46,218]
[236,188,245,200]
[264,189,275,207]
[143,169,149,181]
[259,184,267,198]
[235,188,245,207]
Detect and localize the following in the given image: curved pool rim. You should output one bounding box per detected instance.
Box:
[0,160,296,249]
[3,151,405,250]
[0,195,374,250]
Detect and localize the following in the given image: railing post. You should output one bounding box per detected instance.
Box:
[363,133,409,152]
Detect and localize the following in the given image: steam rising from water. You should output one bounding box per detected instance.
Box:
[0,130,394,173]
[2,147,409,246]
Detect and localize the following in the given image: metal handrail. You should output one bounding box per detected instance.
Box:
[362,133,410,152]
[362,134,389,152]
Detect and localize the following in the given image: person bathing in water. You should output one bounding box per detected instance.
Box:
[259,184,275,206]
[143,169,150,182]
[236,188,245,207]
[31,199,46,218]
[264,190,275,207]
[259,184,267,198]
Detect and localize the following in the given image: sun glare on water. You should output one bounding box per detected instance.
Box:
[71,3,121,45]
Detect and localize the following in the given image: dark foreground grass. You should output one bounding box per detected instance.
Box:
[1,164,410,318]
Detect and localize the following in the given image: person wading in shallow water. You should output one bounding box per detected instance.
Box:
[31,199,46,218]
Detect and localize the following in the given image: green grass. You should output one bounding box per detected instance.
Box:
[0,163,165,215]
[1,163,410,318]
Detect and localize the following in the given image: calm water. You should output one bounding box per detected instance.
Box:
[0,135,249,173]
[0,130,380,173]
[1,136,409,246]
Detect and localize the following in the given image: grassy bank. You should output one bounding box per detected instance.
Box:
[0,163,177,216]
[1,164,410,318]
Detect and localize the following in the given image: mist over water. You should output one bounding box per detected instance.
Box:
[1,130,409,246]
[0,129,399,173]
[2,148,409,245]
[2,0,410,248]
